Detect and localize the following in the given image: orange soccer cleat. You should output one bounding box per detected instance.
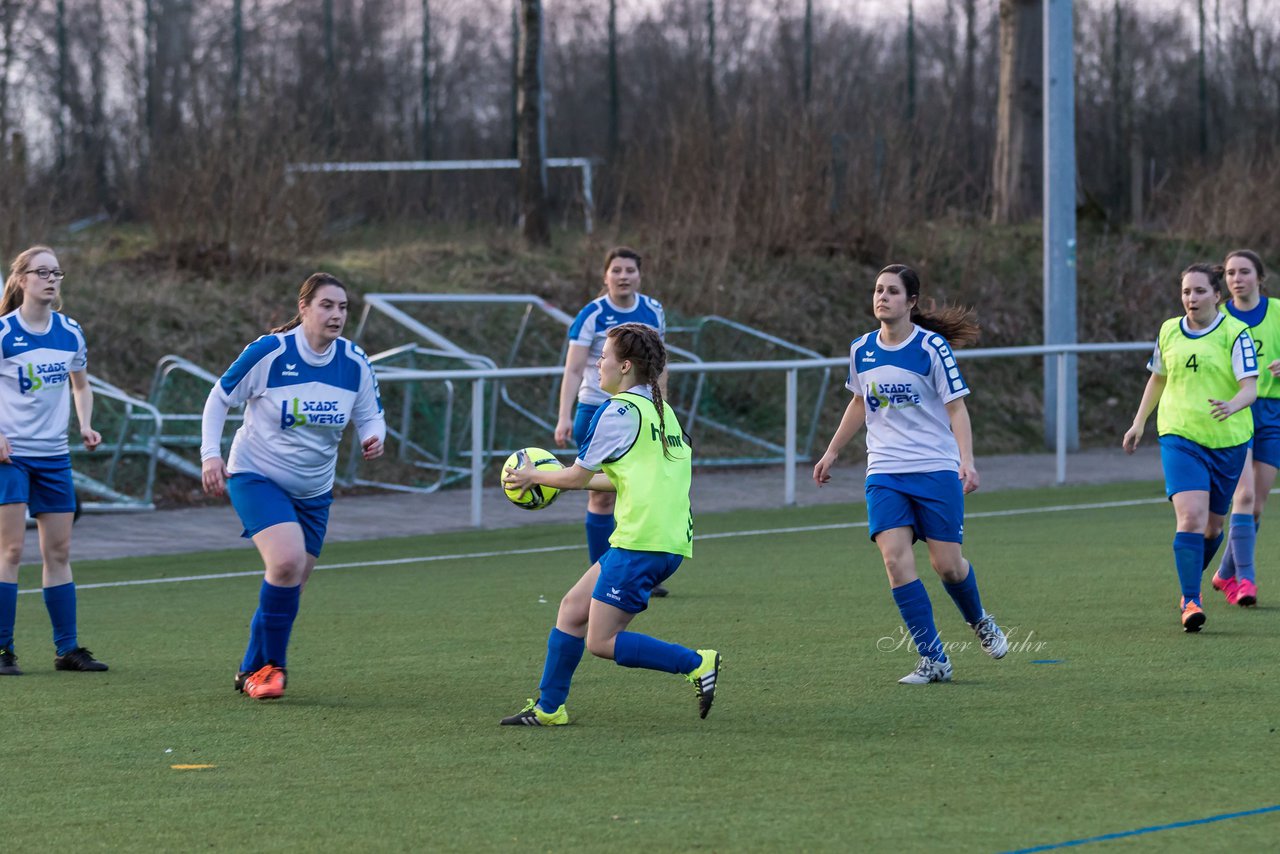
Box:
[243,663,288,699]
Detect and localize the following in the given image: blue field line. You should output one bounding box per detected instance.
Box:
[17,495,1166,595]
[1003,804,1280,852]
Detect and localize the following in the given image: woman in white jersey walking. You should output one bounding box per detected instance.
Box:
[555,247,671,595]
[201,273,385,700]
[0,246,105,676]
[813,264,1007,685]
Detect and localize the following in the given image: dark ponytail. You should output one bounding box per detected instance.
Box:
[606,322,676,460]
[880,264,980,348]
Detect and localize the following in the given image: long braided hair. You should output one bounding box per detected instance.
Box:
[606,322,675,460]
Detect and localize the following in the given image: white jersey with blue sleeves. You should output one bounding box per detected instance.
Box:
[567,295,666,406]
[209,329,384,498]
[0,310,87,457]
[576,384,650,470]
[846,325,969,476]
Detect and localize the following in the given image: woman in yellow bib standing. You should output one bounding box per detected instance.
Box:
[1209,250,1280,606]
[1123,263,1257,632]
[499,323,718,726]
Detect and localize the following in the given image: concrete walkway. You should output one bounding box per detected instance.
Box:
[31,445,1163,564]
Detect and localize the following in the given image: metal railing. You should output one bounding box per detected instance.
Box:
[369,340,1156,527]
[74,375,164,510]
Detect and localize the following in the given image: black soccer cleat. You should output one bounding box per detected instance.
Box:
[54,647,108,672]
[234,670,250,693]
[0,647,22,676]
[651,584,670,598]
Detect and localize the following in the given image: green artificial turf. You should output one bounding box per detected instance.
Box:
[4,481,1278,851]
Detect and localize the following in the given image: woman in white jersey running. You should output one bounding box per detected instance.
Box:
[813,264,1008,685]
[0,245,106,677]
[201,273,385,700]
[556,247,671,595]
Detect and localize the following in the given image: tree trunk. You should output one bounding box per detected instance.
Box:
[991,0,1042,225]
[517,0,549,246]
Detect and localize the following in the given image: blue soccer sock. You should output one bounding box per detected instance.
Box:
[1230,513,1257,583]
[240,607,268,673]
[536,627,585,712]
[585,512,615,566]
[613,630,701,674]
[1202,532,1224,572]
[942,562,985,626]
[42,582,78,655]
[1217,534,1237,580]
[0,581,16,651]
[1174,531,1204,605]
[891,579,946,662]
[258,581,301,668]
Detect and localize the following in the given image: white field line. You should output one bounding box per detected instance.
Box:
[17,496,1165,595]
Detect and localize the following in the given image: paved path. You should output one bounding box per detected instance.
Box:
[32,445,1163,564]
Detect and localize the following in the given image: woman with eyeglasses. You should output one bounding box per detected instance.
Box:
[0,245,106,676]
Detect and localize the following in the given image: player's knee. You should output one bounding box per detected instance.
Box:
[585,635,614,659]
[588,492,616,514]
[268,554,308,585]
[0,542,22,568]
[557,593,590,627]
[42,541,71,566]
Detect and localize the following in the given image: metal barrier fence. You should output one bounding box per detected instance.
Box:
[372,340,1156,527]
[352,293,833,470]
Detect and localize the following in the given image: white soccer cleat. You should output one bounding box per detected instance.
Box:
[898,656,953,684]
[970,612,1009,659]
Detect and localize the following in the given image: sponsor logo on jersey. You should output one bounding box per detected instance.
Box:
[280,397,347,429]
[281,362,300,377]
[865,380,921,412]
[12,335,26,347]
[17,360,69,394]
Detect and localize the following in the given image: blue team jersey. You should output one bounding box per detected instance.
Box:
[204,329,384,498]
[567,295,665,406]
[846,325,970,476]
[0,310,88,457]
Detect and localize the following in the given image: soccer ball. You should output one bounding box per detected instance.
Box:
[502,447,564,510]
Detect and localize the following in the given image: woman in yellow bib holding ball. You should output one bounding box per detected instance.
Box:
[499,323,718,726]
[1123,263,1257,632]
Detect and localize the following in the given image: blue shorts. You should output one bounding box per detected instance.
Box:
[1159,434,1248,516]
[593,547,683,614]
[1251,398,1280,469]
[865,471,965,544]
[227,472,333,558]
[0,455,76,515]
[573,402,603,448]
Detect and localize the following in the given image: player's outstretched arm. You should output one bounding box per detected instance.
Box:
[1123,373,1166,453]
[814,396,867,486]
[504,460,597,495]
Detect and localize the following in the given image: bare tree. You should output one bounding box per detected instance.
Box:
[991,0,1042,224]
[518,0,549,245]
